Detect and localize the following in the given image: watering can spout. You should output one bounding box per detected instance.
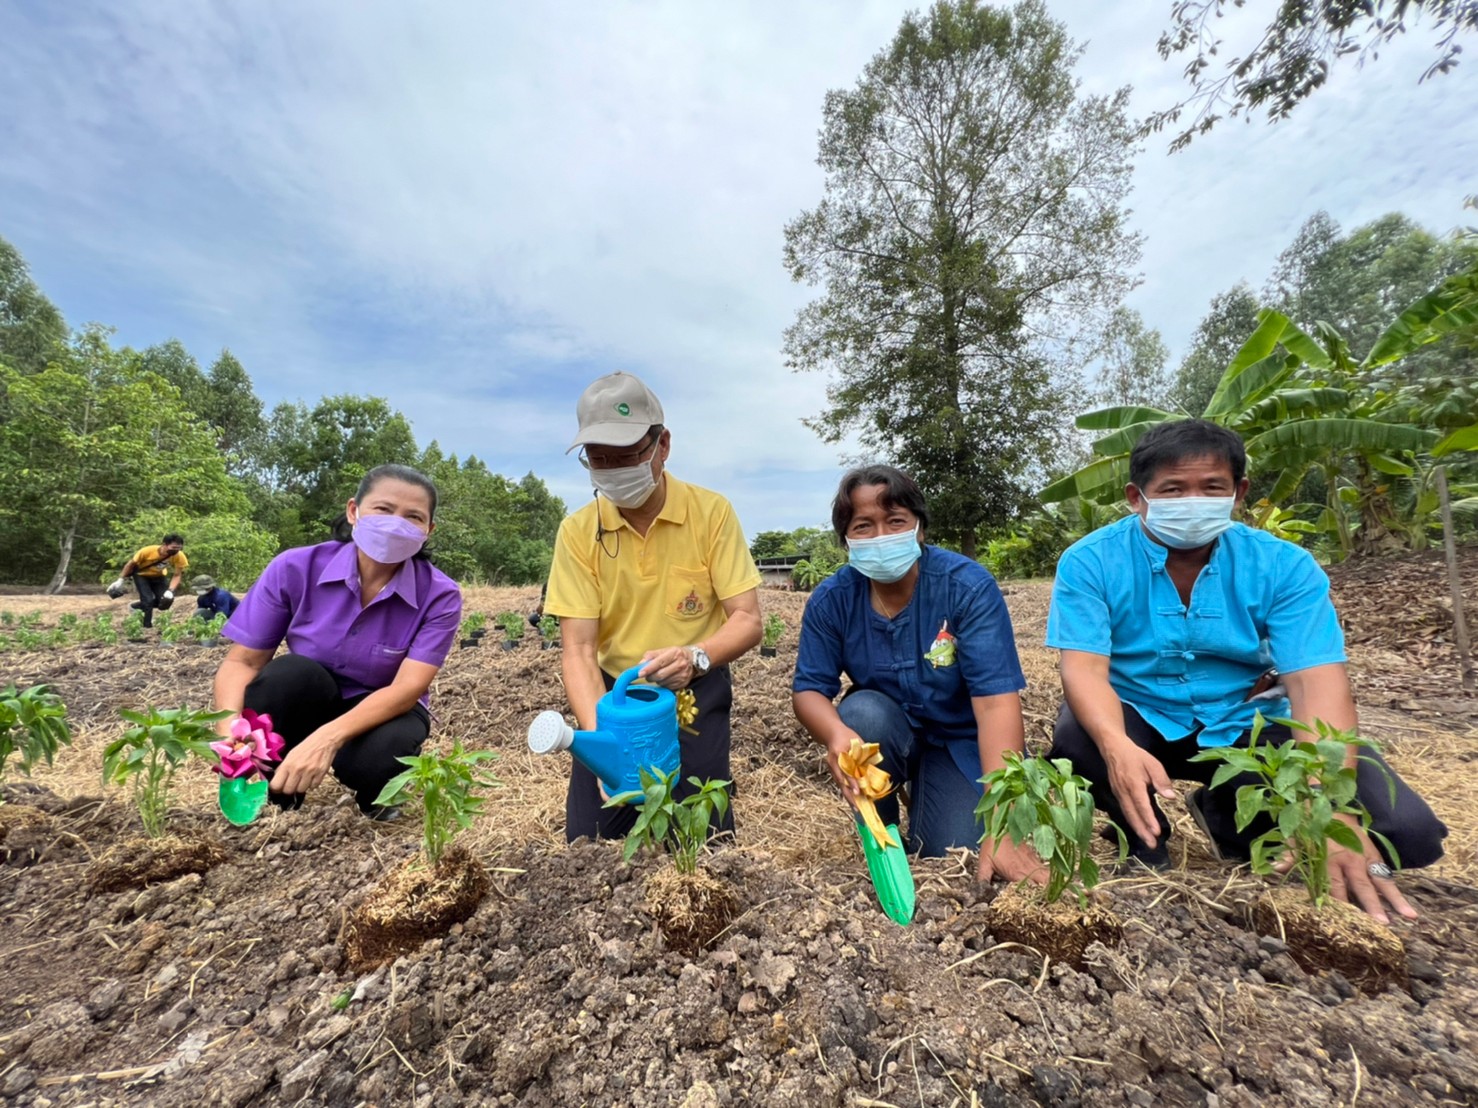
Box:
[525,665,680,801]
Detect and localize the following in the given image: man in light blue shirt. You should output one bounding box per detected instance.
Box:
[1047,420,1445,922]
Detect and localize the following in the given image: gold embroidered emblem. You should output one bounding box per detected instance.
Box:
[677,589,704,616]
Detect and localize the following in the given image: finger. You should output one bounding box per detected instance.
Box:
[1376,877,1420,921]
[1119,779,1159,849]
[1146,759,1176,799]
[1341,861,1389,925]
[975,851,994,884]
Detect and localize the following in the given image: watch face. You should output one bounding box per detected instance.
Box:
[691,647,711,673]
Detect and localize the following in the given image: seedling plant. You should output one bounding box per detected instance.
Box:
[607,768,731,874]
[1190,713,1395,908]
[122,611,146,641]
[0,684,73,795]
[761,613,785,651]
[495,611,524,643]
[976,752,1125,907]
[539,614,560,643]
[104,705,231,837]
[375,741,501,866]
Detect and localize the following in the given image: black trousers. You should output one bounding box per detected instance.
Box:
[565,666,736,843]
[243,654,430,812]
[1047,701,1447,869]
[133,575,171,628]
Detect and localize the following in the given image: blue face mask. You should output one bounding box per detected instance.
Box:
[847,525,922,583]
[1141,495,1236,550]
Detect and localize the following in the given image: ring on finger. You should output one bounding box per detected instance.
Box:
[1367,861,1394,881]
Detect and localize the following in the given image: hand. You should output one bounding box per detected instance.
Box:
[268,731,338,796]
[1323,816,1418,924]
[638,647,696,690]
[823,731,864,807]
[977,835,1048,885]
[1102,737,1175,850]
[162,589,174,600]
[107,578,128,598]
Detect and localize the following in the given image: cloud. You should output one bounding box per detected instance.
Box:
[0,1,1472,536]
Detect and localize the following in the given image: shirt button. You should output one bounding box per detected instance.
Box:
[1182,651,1195,660]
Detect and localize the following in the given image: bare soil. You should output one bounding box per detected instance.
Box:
[0,555,1476,1107]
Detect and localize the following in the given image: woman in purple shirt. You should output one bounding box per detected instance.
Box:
[213,465,462,817]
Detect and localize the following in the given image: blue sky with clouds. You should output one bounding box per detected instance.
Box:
[2,1,1473,537]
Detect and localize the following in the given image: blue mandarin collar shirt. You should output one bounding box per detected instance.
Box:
[793,545,1026,787]
[1046,516,1346,748]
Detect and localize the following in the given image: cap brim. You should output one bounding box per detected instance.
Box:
[566,422,650,452]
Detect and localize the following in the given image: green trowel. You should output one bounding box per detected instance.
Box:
[856,817,915,925]
[218,776,270,826]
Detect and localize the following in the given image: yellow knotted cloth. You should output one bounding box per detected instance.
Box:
[837,738,900,849]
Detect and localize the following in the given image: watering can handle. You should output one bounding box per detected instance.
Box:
[611,664,647,704]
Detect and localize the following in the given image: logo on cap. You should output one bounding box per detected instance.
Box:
[616,402,630,416]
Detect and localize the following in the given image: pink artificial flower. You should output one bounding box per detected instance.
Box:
[210,737,257,779]
[211,710,287,779]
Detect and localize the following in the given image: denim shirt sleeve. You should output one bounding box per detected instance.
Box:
[954,578,1026,696]
[1264,546,1346,673]
[792,584,845,699]
[1045,544,1112,655]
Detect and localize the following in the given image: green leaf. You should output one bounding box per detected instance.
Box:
[1075,406,1178,431]
[1433,423,1478,458]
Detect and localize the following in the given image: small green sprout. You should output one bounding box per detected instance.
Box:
[761,613,785,650]
[976,752,1125,907]
[1190,713,1396,908]
[606,768,731,875]
[104,705,230,837]
[0,685,73,797]
[374,741,501,866]
[494,612,524,643]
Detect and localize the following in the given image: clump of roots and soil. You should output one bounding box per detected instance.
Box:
[342,843,490,971]
[1252,885,1410,993]
[87,833,228,892]
[643,863,742,956]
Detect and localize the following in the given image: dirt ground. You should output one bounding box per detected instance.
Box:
[1,550,1476,1107]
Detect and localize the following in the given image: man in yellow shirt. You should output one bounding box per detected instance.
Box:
[545,372,763,842]
[107,533,188,629]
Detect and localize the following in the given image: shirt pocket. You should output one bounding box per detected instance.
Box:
[363,643,409,688]
[666,567,716,624]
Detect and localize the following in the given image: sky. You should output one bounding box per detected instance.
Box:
[1,1,1473,537]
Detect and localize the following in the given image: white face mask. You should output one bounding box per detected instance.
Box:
[1141,495,1236,550]
[591,460,658,509]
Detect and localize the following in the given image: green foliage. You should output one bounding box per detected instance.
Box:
[104,705,229,837]
[0,326,247,590]
[122,610,146,641]
[539,614,560,642]
[418,448,563,585]
[0,234,67,374]
[107,508,277,593]
[791,557,841,591]
[459,612,487,639]
[783,0,1139,553]
[750,525,844,564]
[11,628,45,651]
[80,612,118,645]
[761,613,785,649]
[156,612,186,643]
[606,768,732,875]
[975,752,1124,907]
[495,612,524,642]
[0,684,72,788]
[374,741,501,866]
[981,500,1126,580]
[1091,307,1172,411]
[1148,2,1478,151]
[0,611,11,626]
[1190,714,1396,908]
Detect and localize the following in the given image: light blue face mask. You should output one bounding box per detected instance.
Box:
[1141,495,1236,550]
[847,525,922,583]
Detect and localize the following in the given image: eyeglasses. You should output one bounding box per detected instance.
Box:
[578,434,659,471]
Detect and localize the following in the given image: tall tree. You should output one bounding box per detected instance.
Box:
[783,0,1140,555]
[136,339,209,414]
[201,349,267,472]
[1149,0,1478,150]
[1169,283,1262,415]
[1091,307,1171,410]
[0,327,245,590]
[0,235,67,374]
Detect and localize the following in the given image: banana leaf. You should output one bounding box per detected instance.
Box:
[1364,266,1478,369]
[1243,419,1436,461]
[1091,420,1166,458]
[1433,423,1478,458]
[1204,353,1297,423]
[1040,455,1129,505]
[1075,406,1178,431]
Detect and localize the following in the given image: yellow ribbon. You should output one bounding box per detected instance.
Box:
[837,738,900,849]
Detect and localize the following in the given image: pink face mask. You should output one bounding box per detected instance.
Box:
[351,514,428,564]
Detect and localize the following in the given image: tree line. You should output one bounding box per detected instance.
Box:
[0,236,563,591]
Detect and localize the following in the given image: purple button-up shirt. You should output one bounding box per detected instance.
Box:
[224,541,462,703]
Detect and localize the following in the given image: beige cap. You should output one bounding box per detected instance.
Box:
[568,372,665,452]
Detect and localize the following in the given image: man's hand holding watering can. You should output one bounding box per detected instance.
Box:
[637,646,699,690]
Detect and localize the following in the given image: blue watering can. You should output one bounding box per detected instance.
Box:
[527,665,680,800]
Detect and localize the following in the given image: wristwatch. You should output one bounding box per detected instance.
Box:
[688,645,712,677]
